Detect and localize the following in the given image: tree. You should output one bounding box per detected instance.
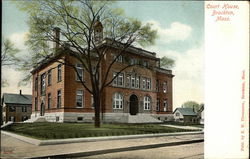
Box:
[16,0,157,127]
[182,101,202,112]
[1,38,20,66]
[1,38,20,87]
[160,56,175,69]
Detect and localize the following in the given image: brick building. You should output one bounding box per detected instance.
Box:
[30,20,174,123]
[2,91,32,123]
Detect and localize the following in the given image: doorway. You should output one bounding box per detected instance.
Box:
[129,94,138,115]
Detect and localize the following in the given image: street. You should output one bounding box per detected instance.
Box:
[79,142,204,159]
[1,132,203,159]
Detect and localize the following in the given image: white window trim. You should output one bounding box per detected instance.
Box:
[144,96,151,110]
[76,90,84,108]
[163,100,168,111]
[113,93,123,109]
[76,63,84,81]
[131,75,136,88]
[118,73,124,86]
[156,99,160,111]
[163,82,167,93]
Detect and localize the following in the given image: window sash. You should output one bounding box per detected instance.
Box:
[163,82,167,93]
[118,73,123,86]
[146,78,151,90]
[144,96,151,110]
[142,78,146,89]
[136,77,140,88]
[48,93,51,109]
[57,90,61,108]
[76,64,83,81]
[41,73,46,95]
[113,93,123,109]
[48,70,52,85]
[157,99,160,111]
[131,76,135,88]
[57,64,62,82]
[76,90,83,108]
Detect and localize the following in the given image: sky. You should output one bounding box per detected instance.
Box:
[2,1,204,109]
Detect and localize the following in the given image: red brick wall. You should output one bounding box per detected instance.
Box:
[156,72,173,114]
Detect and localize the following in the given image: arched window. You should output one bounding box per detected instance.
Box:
[144,96,151,110]
[113,93,123,109]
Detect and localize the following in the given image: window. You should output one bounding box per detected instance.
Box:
[118,73,124,86]
[130,58,138,65]
[113,73,117,85]
[144,96,151,110]
[113,72,123,87]
[176,112,180,116]
[142,78,146,90]
[76,63,84,81]
[163,100,168,111]
[22,116,29,121]
[156,80,159,92]
[116,55,123,62]
[35,77,38,91]
[136,76,140,88]
[40,73,46,95]
[57,64,62,82]
[9,106,16,112]
[91,95,94,108]
[157,99,160,111]
[22,106,27,112]
[143,60,149,67]
[35,97,38,111]
[57,90,61,108]
[76,90,84,108]
[131,75,135,88]
[48,69,52,86]
[163,82,167,93]
[146,78,151,90]
[126,75,130,88]
[9,116,15,122]
[48,93,51,109]
[113,93,123,109]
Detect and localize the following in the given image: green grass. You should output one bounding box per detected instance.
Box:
[2,123,199,140]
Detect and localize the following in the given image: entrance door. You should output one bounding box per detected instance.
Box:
[129,95,138,115]
[40,102,45,116]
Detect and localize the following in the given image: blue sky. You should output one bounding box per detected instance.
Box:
[2,1,204,108]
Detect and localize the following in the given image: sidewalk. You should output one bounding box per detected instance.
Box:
[1,131,203,158]
[162,125,204,130]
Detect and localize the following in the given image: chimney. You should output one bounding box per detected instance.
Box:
[53,27,61,49]
[19,90,22,95]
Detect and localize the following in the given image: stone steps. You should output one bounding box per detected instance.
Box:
[128,114,162,123]
[24,116,48,123]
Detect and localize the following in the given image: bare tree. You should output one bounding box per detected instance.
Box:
[17,0,157,127]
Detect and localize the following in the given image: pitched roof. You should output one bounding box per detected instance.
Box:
[174,108,197,116]
[2,93,32,105]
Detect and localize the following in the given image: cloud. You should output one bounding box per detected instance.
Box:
[146,45,204,109]
[148,20,192,43]
[2,67,32,94]
[8,32,28,50]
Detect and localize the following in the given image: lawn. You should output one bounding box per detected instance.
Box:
[2,123,199,140]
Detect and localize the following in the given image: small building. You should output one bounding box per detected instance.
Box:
[173,108,198,123]
[2,90,32,123]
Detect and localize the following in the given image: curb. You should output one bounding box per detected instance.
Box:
[33,139,204,158]
[2,130,203,146]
